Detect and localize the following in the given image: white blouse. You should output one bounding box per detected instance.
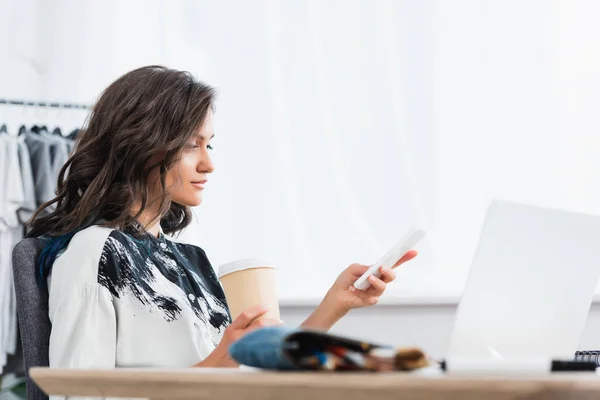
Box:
[47,225,231,397]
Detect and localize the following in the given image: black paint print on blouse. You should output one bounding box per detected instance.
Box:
[169,242,232,329]
[98,230,230,331]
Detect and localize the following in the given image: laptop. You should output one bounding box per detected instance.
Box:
[446,199,600,366]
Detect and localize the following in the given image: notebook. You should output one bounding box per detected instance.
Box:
[446,200,600,366]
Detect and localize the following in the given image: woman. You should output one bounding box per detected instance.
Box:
[28,66,417,369]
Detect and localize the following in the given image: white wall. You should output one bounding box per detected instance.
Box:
[5,0,600,305]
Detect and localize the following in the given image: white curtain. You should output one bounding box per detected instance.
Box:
[2,0,600,303]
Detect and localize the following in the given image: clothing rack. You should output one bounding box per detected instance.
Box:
[0,99,91,110]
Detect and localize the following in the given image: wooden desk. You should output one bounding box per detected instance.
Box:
[30,367,600,400]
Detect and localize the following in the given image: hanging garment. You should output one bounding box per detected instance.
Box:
[0,135,7,372]
[16,136,36,224]
[0,134,25,374]
[41,131,70,184]
[24,131,54,209]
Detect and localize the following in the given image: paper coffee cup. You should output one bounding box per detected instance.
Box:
[218,258,280,322]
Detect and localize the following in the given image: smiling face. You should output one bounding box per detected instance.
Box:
[166,108,215,207]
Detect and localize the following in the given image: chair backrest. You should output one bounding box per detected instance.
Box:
[12,238,50,400]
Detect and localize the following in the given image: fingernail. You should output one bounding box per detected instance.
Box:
[368,275,376,282]
[349,286,356,292]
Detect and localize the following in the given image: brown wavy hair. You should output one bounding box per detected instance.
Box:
[27,65,216,238]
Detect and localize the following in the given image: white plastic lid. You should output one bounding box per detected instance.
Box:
[217,258,277,278]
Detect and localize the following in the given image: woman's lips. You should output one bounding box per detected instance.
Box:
[191,180,207,189]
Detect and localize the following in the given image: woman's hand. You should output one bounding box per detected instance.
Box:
[301,250,418,331]
[195,304,281,368]
[330,250,418,310]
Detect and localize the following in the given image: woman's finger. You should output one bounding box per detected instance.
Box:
[230,305,270,329]
[246,317,283,332]
[347,264,370,277]
[350,288,380,306]
[392,250,418,268]
[366,275,386,295]
[379,266,396,283]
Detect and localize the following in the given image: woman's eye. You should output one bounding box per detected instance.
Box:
[187,142,212,150]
